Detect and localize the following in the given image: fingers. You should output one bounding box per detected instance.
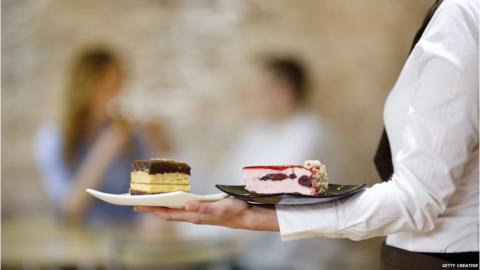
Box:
[134,198,250,226]
[184,201,200,212]
[135,206,207,224]
[159,210,204,224]
[134,206,169,212]
[185,199,235,216]
[185,201,214,213]
[186,201,217,215]
[189,198,250,214]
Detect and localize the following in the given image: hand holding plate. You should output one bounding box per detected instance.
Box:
[134,198,279,231]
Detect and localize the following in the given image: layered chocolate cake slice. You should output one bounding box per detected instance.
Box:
[243,160,328,195]
[130,159,191,195]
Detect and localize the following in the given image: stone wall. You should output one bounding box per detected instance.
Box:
[2,0,432,216]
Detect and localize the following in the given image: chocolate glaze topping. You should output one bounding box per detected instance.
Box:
[132,159,191,175]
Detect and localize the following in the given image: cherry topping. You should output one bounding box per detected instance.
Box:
[260,173,288,181]
[298,175,313,187]
[289,173,296,179]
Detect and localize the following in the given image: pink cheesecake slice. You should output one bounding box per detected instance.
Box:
[243,160,328,196]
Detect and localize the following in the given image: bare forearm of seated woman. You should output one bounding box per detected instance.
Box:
[64,123,130,223]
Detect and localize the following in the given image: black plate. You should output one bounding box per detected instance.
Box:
[215,183,367,205]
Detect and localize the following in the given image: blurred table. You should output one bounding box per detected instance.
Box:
[2,216,235,270]
[3,216,109,269]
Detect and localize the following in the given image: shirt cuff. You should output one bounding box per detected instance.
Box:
[276,202,342,241]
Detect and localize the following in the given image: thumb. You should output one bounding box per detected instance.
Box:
[185,201,214,214]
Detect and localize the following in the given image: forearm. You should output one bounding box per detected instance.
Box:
[238,206,279,232]
[64,137,124,222]
[277,177,447,241]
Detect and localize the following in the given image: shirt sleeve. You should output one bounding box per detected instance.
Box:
[34,124,72,207]
[276,0,479,241]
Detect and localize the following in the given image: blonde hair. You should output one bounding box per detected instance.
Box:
[60,47,120,165]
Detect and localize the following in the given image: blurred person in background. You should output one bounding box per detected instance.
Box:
[219,57,338,181]
[35,47,152,225]
[216,57,345,270]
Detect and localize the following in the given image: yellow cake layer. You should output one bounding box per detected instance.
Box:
[130,183,191,193]
[131,171,190,184]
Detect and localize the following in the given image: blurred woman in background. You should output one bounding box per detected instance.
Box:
[35,47,149,225]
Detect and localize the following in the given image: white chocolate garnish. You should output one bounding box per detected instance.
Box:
[304,160,321,169]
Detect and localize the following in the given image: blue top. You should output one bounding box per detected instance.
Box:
[34,123,149,225]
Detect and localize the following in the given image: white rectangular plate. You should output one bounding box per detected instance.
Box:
[86,189,227,208]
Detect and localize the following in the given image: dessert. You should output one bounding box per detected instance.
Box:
[243,160,328,195]
[130,159,191,195]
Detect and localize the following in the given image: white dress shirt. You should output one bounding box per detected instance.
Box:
[276,0,479,253]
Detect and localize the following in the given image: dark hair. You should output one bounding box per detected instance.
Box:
[264,57,308,104]
[410,0,443,52]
